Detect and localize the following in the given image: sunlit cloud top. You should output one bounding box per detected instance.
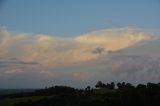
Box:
[0,27,159,88]
[0,27,153,68]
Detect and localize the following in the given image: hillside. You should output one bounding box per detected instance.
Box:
[0,82,160,106]
[0,89,34,96]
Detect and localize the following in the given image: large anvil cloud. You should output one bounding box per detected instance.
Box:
[0,27,158,88]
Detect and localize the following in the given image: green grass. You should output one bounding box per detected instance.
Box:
[0,96,53,106]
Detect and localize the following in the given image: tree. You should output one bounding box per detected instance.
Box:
[110,82,115,89]
[117,82,122,90]
[136,84,146,89]
[106,82,115,89]
[95,81,106,88]
[125,83,135,89]
[85,86,91,91]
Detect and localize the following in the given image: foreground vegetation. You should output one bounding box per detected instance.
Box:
[0,81,160,106]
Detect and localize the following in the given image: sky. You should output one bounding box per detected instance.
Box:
[0,0,160,88]
[0,0,160,36]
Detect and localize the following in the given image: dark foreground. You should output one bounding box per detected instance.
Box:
[0,82,160,106]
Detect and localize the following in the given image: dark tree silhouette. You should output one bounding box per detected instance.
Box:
[95,81,106,88]
[1,82,160,106]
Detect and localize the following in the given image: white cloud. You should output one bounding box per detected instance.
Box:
[0,27,153,67]
[4,69,23,74]
[0,27,158,87]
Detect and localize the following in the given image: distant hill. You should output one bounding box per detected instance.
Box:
[0,89,34,95]
[0,82,160,106]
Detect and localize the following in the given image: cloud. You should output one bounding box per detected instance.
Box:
[0,27,153,67]
[0,27,157,88]
[4,69,23,74]
[0,59,39,66]
[96,55,160,84]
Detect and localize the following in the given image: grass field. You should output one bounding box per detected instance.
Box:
[0,96,53,106]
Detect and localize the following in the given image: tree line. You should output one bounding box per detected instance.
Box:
[0,81,160,106]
